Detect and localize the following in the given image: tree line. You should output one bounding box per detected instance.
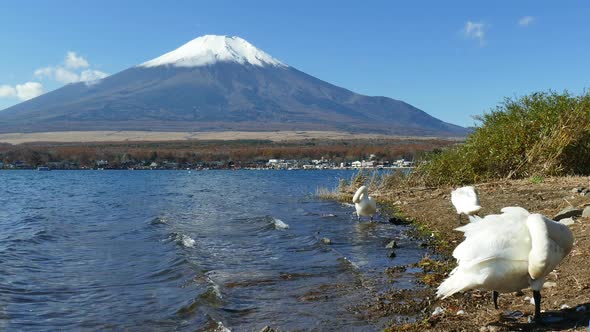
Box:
[0,138,456,168]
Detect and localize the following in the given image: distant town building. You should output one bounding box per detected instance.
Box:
[14,161,29,169]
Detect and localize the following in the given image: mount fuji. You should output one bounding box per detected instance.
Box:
[0,35,467,136]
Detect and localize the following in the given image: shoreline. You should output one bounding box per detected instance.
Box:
[371,176,590,331]
[0,167,415,171]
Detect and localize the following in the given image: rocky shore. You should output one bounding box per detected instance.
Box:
[376,176,590,331]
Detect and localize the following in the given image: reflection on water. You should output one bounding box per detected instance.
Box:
[0,170,426,330]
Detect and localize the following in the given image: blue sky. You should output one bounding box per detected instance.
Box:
[1,0,589,127]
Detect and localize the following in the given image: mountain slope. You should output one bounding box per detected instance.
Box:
[0,35,467,136]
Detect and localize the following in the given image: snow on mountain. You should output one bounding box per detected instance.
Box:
[140,35,286,68]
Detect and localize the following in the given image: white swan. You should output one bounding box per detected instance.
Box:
[451,186,481,224]
[352,186,377,221]
[437,207,574,323]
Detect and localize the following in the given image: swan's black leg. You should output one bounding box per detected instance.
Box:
[370,216,374,222]
[492,290,499,309]
[532,290,543,324]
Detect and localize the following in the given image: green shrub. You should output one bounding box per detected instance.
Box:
[414,91,590,185]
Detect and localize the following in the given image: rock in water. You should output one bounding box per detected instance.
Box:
[388,251,397,258]
[388,216,407,225]
[321,237,332,245]
[385,240,398,249]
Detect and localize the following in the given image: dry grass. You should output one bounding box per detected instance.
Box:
[0,130,457,144]
[413,91,590,185]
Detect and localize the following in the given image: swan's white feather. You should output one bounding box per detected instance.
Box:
[437,207,573,299]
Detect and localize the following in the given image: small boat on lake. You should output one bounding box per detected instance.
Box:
[37,166,50,171]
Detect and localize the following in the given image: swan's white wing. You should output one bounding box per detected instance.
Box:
[453,209,531,273]
[437,259,529,298]
[468,215,482,223]
[453,218,531,267]
[368,196,377,211]
[438,209,532,298]
[356,195,377,217]
[457,207,529,235]
[500,206,530,219]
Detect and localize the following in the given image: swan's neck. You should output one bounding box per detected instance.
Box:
[526,215,551,281]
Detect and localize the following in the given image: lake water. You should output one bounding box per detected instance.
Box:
[0,170,426,331]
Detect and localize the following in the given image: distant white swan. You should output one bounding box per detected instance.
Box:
[352,186,377,221]
[437,207,574,323]
[451,186,481,224]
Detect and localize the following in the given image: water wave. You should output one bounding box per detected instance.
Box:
[179,234,196,248]
[205,272,223,300]
[272,218,289,230]
[170,232,196,248]
[150,216,169,225]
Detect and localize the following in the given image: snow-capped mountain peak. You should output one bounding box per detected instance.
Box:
[140,35,286,68]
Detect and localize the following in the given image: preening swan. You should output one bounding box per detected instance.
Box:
[437,207,574,323]
[352,186,377,221]
[450,186,481,224]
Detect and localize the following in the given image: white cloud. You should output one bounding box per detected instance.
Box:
[34,52,109,85]
[2,51,107,105]
[518,16,535,27]
[463,21,486,46]
[35,66,78,84]
[0,82,44,101]
[80,69,109,82]
[0,85,16,98]
[65,51,89,69]
[55,67,80,84]
[33,67,53,78]
[15,82,44,100]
